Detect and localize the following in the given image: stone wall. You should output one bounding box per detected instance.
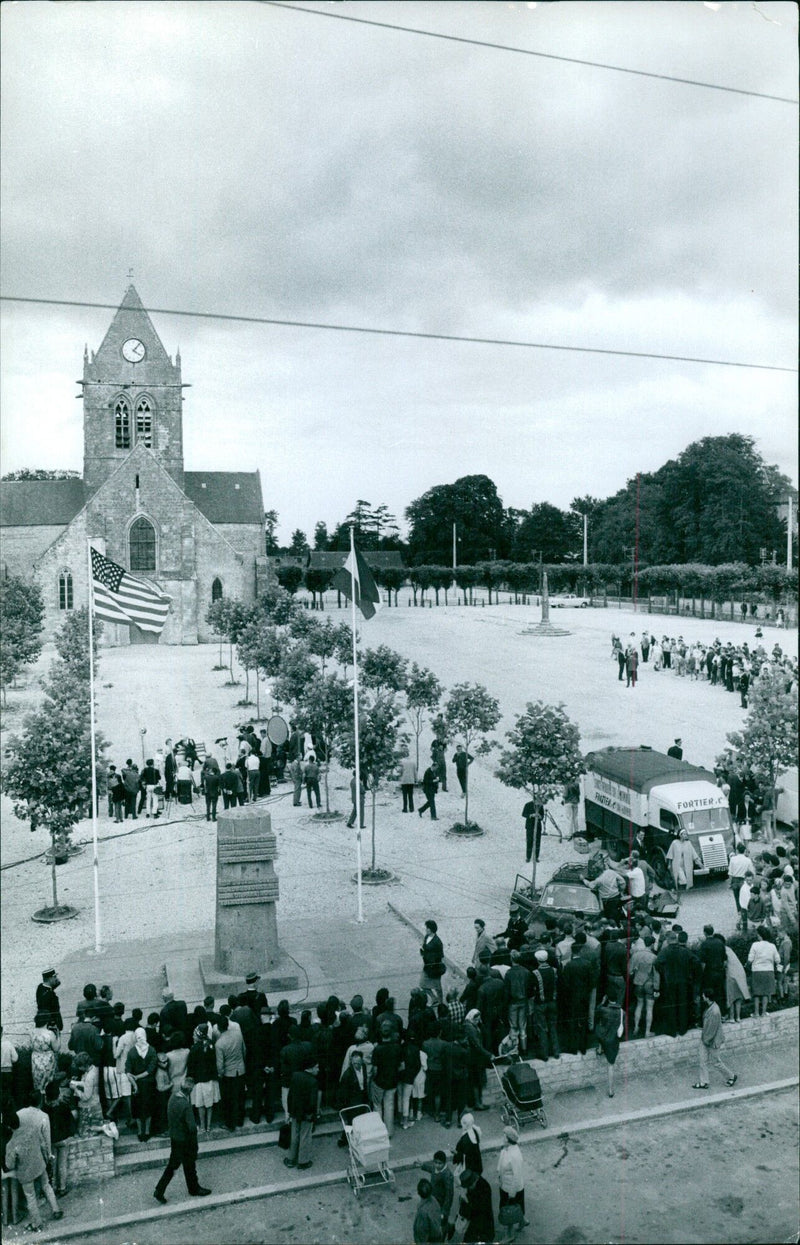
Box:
[61,1134,115,1183]
[0,526,66,578]
[487,1008,798,1100]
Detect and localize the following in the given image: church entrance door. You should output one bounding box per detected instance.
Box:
[129,625,159,645]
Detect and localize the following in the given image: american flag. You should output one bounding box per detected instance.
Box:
[90,548,171,635]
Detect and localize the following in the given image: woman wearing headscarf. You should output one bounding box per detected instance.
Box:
[593,994,624,1098]
[125,1027,157,1142]
[497,1125,527,1242]
[70,1052,103,1135]
[463,1010,493,1110]
[721,934,750,1023]
[339,1026,375,1082]
[452,1112,483,1175]
[336,1049,371,1147]
[30,1013,60,1094]
[186,1023,220,1135]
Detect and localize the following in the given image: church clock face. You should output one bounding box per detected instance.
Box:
[122,338,146,363]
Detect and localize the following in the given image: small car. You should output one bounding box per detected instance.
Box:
[509,863,602,926]
[549,593,591,608]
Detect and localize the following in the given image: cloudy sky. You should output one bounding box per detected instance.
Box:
[1,1,797,543]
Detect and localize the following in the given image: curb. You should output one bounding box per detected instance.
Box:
[386,901,468,982]
[32,1075,798,1241]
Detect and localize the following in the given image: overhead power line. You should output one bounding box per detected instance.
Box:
[260,2,798,105]
[1,295,794,373]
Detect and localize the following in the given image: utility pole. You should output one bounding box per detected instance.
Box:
[788,496,793,570]
[453,522,457,571]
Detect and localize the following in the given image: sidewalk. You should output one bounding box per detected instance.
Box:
[12,1033,797,1243]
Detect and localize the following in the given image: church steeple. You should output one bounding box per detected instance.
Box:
[82,285,185,495]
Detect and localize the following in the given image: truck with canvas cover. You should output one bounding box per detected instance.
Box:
[583,746,734,881]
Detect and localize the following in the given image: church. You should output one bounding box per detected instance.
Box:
[0,285,267,644]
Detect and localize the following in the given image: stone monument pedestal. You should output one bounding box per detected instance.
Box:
[521,569,572,636]
[199,805,298,995]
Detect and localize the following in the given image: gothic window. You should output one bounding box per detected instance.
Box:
[211,577,223,602]
[129,516,156,572]
[135,397,153,448]
[58,571,74,610]
[115,397,131,448]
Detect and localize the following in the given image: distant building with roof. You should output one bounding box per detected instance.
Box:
[305,550,405,573]
[0,284,267,645]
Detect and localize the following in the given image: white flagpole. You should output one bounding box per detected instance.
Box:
[350,527,364,923]
[86,540,102,953]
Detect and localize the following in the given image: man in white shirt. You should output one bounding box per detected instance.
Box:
[625,853,647,913]
[727,843,754,926]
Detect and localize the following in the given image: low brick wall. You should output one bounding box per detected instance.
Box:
[486,1008,798,1100]
[62,1135,115,1183]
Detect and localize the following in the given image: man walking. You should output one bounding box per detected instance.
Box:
[400,755,417,813]
[693,991,737,1089]
[283,1060,318,1171]
[418,764,438,821]
[153,1077,211,1203]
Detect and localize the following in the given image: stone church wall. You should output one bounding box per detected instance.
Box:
[0,526,67,578]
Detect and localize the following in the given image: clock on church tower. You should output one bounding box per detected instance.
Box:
[82,285,186,495]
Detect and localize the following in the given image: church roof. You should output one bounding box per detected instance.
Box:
[184,472,264,525]
[0,478,85,527]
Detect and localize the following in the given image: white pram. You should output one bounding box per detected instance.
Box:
[339,1107,395,1198]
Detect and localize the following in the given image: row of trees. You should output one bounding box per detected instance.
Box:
[272,435,795,569]
[269,559,796,612]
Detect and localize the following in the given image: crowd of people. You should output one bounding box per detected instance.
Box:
[1,829,796,1232]
[611,630,797,704]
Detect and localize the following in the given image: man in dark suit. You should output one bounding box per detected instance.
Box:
[160,990,190,1045]
[284,1061,318,1170]
[418,765,438,821]
[153,1077,211,1202]
[36,970,63,1032]
[667,738,683,760]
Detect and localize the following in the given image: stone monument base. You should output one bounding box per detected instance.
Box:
[199,953,299,997]
[521,621,572,636]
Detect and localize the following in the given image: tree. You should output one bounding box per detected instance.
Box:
[2,610,107,918]
[495,702,584,886]
[205,597,228,668]
[360,645,408,701]
[313,521,330,551]
[1,468,81,480]
[276,565,304,595]
[288,530,310,557]
[379,566,405,606]
[0,575,44,704]
[340,693,409,874]
[443,682,501,828]
[406,475,507,564]
[295,672,353,816]
[510,502,577,564]
[454,565,478,605]
[405,663,443,769]
[717,664,798,842]
[305,567,333,609]
[264,509,280,555]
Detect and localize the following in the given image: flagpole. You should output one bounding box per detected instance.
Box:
[86,540,102,953]
[350,527,364,924]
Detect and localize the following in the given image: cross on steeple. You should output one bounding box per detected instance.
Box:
[127,268,134,281]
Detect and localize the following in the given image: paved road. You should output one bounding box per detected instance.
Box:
[79,1089,798,1245]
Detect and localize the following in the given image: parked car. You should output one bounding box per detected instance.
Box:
[509,863,602,927]
[549,593,590,608]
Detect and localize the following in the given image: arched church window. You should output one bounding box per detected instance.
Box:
[115,397,131,448]
[58,571,74,610]
[129,516,156,572]
[211,577,223,602]
[135,397,153,448]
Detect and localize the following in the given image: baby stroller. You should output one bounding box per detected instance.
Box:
[339,1107,395,1199]
[491,1054,547,1130]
